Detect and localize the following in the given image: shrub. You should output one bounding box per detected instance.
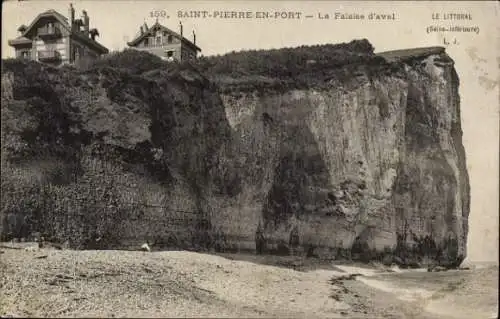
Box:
[88,49,169,75]
[196,39,377,78]
[0,153,129,248]
[193,39,387,91]
[74,55,95,72]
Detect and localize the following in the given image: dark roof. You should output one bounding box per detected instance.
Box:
[8,8,108,54]
[127,21,201,52]
[8,36,32,46]
[71,32,109,54]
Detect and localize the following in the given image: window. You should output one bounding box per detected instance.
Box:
[72,46,82,61]
[156,36,161,46]
[167,35,173,43]
[144,38,149,46]
[412,216,424,232]
[166,50,174,61]
[21,51,30,59]
[46,41,56,51]
[74,47,80,61]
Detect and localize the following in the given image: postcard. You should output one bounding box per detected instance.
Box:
[1,1,498,318]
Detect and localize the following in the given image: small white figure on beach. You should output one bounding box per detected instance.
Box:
[140,242,151,252]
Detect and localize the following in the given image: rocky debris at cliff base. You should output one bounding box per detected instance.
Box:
[427,265,448,272]
[330,273,364,284]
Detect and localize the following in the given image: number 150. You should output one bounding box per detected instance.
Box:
[150,10,167,18]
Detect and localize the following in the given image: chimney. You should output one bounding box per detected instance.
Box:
[179,21,183,37]
[143,22,148,31]
[89,28,99,41]
[193,30,196,45]
[68,3,75,29]
[82,10,89,36]
[140,26,144,35]
[17,25,27,35]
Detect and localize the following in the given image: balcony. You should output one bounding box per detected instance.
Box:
[18,54,32,61]
[37,50,61,62]
[37,26,62,39]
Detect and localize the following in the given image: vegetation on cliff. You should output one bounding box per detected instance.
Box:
[196,39,398,92]
[1,51,229,249]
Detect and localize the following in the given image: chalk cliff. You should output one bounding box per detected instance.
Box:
[0,40,469,267]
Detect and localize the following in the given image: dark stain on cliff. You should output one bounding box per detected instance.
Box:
[263,120,334,229]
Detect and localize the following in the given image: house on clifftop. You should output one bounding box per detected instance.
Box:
[8,3,109,66]
[127,21,201,62]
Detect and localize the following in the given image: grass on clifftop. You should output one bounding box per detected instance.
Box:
[70,39,391,92]
[195,39,379,76]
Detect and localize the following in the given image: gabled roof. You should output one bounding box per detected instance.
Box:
[9,8,109,54]
[23,9,71,35]
[9,9,71,47]
[127,21,201,52]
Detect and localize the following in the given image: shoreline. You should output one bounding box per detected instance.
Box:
[1,245,497,318]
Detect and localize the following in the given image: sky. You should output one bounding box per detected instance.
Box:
[2,0,499,262]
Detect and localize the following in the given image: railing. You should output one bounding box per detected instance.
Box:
[37,50,61,61]
[38,26,62,38]
[140,42,178,48]
[18,52,32,60]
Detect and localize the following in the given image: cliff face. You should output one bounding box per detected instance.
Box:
[211,44,470,266]
[0,42,469,267]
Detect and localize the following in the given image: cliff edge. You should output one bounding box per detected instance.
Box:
[0,39,470,267]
